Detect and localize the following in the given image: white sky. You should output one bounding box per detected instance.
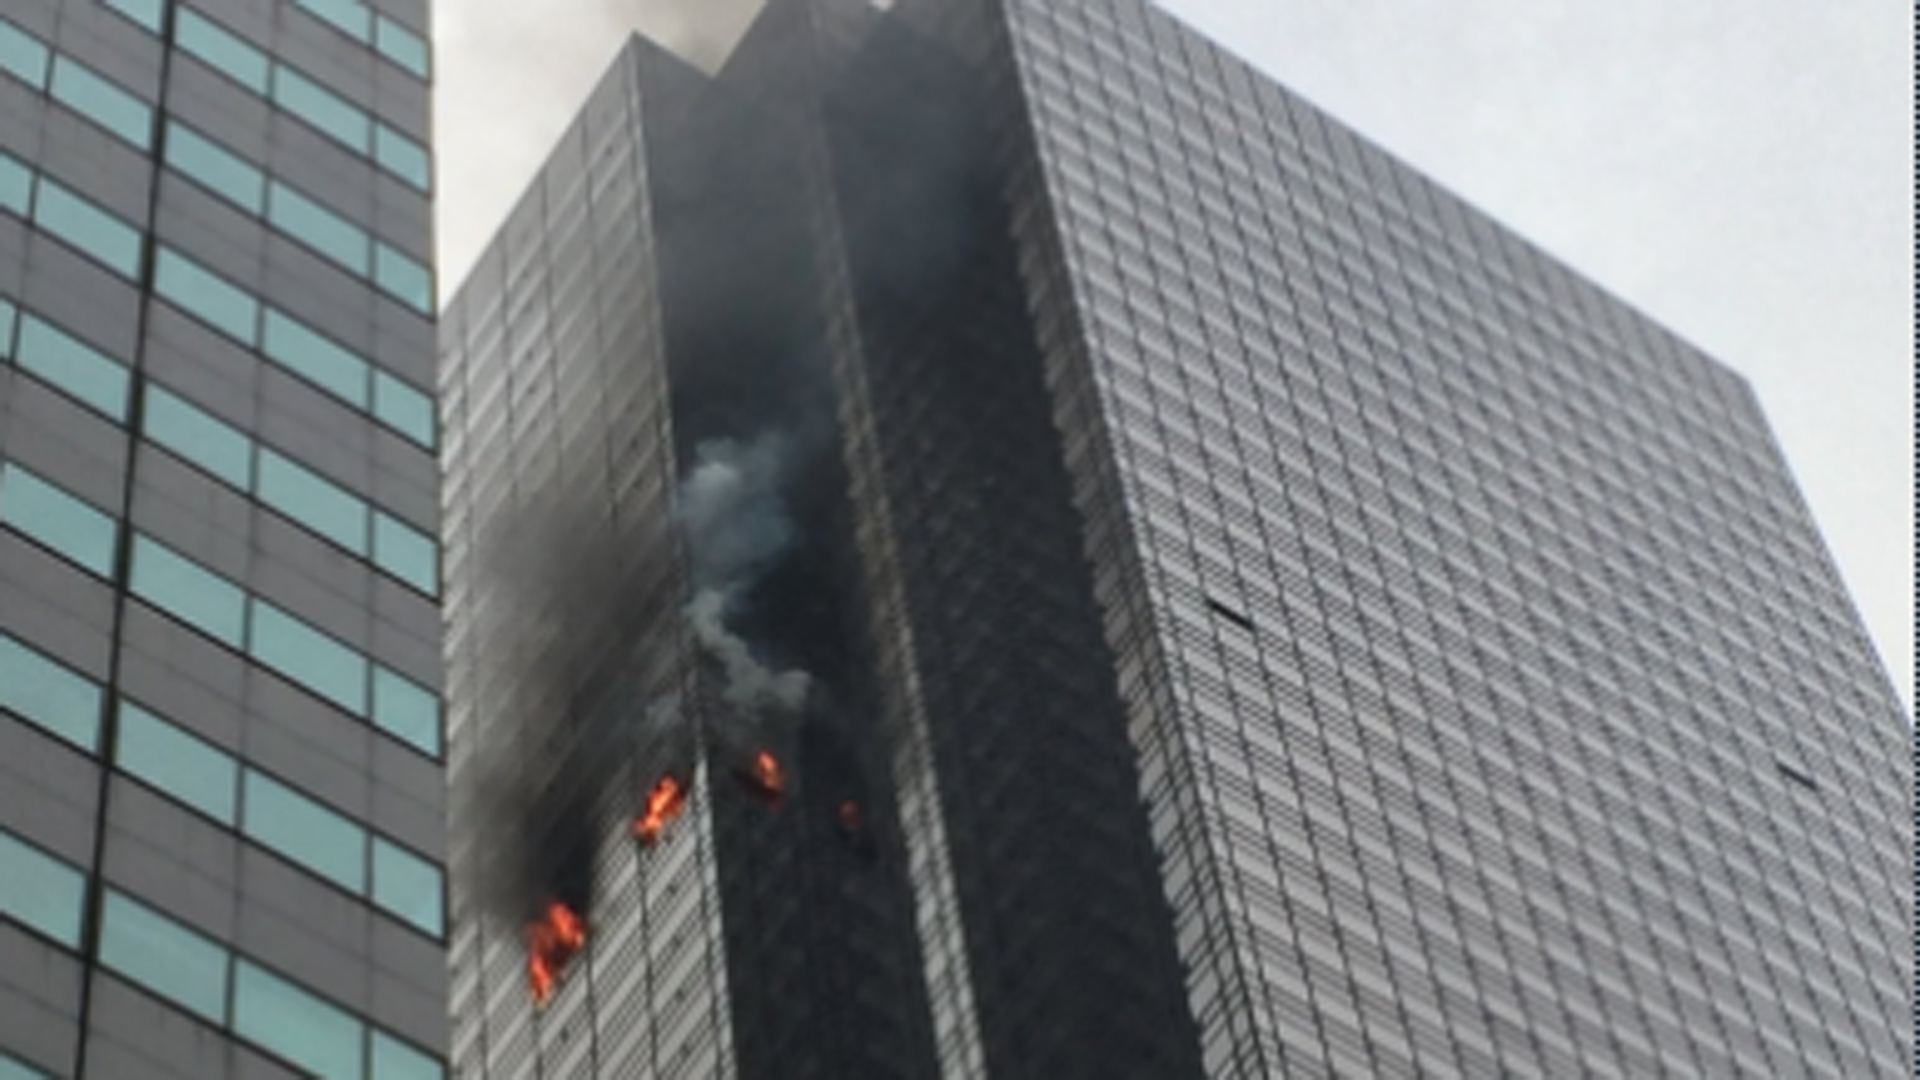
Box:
[434,0,1914,710]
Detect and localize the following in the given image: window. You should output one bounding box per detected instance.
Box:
[0,153,29,215]
[155,248,259,343]
[117,700,238,824]
[256,449,368,555]
[268,181,368,273]
[371,838,441,936]
[232,960,364,1080]
[262,310,368,407]
[0,1050,55,1080]
[129,535,247,646]
[373,371,434,448]
[371,1031,443,1080]
[371,667,438,755]
[0,632,102,752]
[175,9,269,93]
[373,17,429,78]
[374,243,432,313]
[0,20,49,87]
[242,772,366,893]
[0,829,84,947]
[247,601,367,714]
[0,297,14,351]
[373,512,436,594]
[374,125,430,190]
[165,122,266,213]
[97,892,229,1023]
[105,0,165,31]
[0,464,117,576]
[302,0,373,38]
[13,313,130,419]
[271,67,370,153]
[143,383,253,489]
[32,180,141,276]
[49,58,152,148]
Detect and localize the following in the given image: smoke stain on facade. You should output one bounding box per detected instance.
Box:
[439,0,1911,1077]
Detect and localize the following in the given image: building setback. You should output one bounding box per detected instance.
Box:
[0,0,446,1077]
[438,0,1911,1077]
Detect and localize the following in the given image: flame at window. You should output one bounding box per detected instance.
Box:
[633,773,691,847]
[525,900,587,1008]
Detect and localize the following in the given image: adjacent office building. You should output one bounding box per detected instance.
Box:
[440,0,1911,1077]
[0,0,446,1077]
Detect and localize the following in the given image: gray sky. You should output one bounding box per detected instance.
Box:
[434,0,1913,709]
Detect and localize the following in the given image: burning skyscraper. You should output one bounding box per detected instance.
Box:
[437,0,1910,1077]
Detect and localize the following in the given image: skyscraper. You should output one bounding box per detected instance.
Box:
[439,0,1911,1077]
[0,0,445,1077]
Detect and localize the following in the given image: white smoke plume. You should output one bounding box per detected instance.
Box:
[676,434,812,715]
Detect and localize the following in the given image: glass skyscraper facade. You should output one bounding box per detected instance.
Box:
[440,0,1910,1078]
[0,0,445,1077]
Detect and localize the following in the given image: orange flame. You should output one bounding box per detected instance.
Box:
[633,773,690,847]
[525,900,587,1008]
[736,750,785,805]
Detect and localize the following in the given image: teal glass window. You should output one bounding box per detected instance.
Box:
[105,0,166,32]
[32,181,141,277]
[0,463,117,577]
[302,0,372,40]
[241,771,366,893]
[268,182,368,274]
[49,58,152,149]
[98,892,229,1023]
[374,243,433,313]
[0,829,84,947]
[129,535,246,647]
[117,700,238,825]
[261,310,368,408]
[248,601,367,714]
[272,67,370,153]
[0,297,15,352]
[371,838,442,936]
[174,10,269,94]
[374,126,430,190]
[373,512,436,594]
[0,153,30,215]
[371,1031,443,1080]
[256,449,368,555]
[0,20,49,88]
[373,371,434,448]
[0,633,101,752]
[165,122,266,214]
[155,248,259,344]
[0,1049,55,1080]
[14,313,130,420]
[232,961,364,1080]
[143,384,253,490]
[371,667,438,755]
[374,17,430,79]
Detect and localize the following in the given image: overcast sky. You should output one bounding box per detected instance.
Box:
[434,0,1913,709]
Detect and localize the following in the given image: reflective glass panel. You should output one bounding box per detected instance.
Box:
[49,58,152,149]
[241,771,366,892]
[0,1049,55,1080]
[0,829,84,947]
[374,243,432,313]
[32,181,141,276]
[0,297,15,352]
[0,153,30,215]
[13,313,130,420]
[0,464,117,576]
[373,512,435,594]
[268,182,368,273]
[371,837,442,936]
[143,383,253,489]
[374,125,429,190]
[256,448,368,555]
[373,371,433,448]
[0,632,102,752]
[374,17,429,78]
[165,122,266,214]
[174,10,269,93]
[98,892,229,1023]
[129,535,246,647]
[371,1031,443,1080]
[232,961,363,1080]
[261,310,368,407]
[117,700,238,825]
[0,20,49,88]
[301,0,372,39]
[105,0,165,31]
[272,67,370,153]
[155,248,259,344]
[248,601,367,714]
[371,667,438,755]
